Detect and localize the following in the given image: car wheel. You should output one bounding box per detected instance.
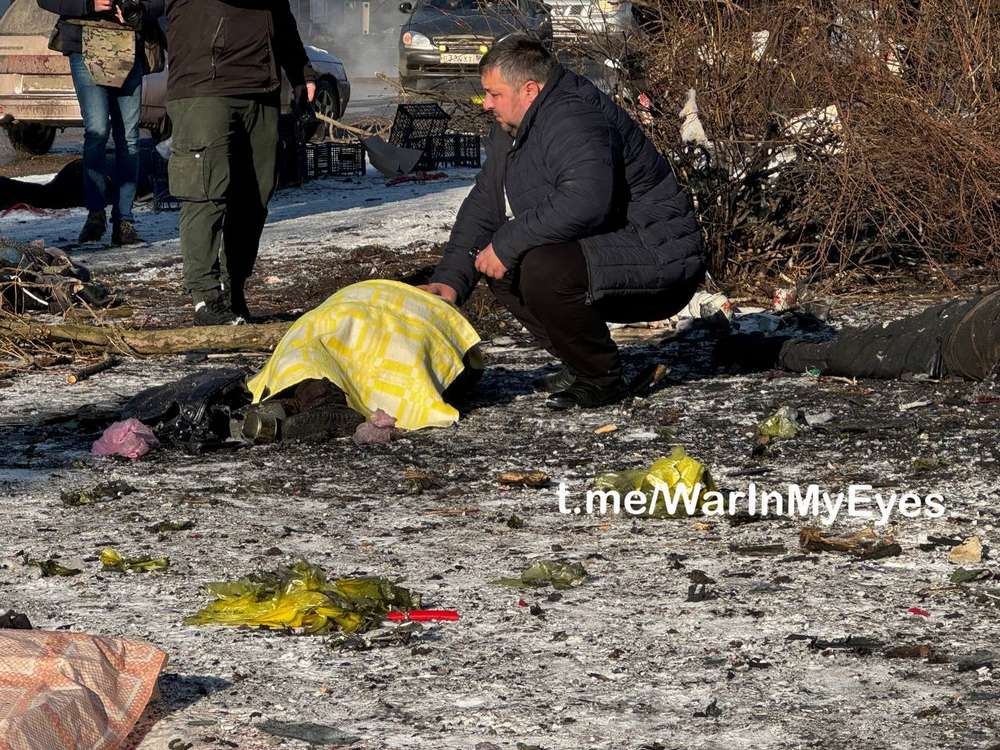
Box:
[5,123,56,155]
[305,78,341,142]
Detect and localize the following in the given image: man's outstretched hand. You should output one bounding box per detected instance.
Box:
[474,244,508,280]
[418,283,458,304]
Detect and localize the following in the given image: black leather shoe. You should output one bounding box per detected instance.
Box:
[545,378,630,410]
[532,365,576,393]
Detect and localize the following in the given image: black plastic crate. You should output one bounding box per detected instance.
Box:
[301,141,366,178]
[412,132,483,171]
[432,132,482,168]
[388,102,451,147]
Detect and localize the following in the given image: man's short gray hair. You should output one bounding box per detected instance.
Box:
[479,35,557,86]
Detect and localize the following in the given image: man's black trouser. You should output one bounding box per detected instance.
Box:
[166,94,279,303]
[488,241,701,386]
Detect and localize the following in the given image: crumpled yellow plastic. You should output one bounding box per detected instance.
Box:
[594,446,716,518]
[184,562,420,635]
[100,547,169,573]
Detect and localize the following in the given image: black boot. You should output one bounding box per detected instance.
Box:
[226,280,251,322]
[531,365,576,393]
[193,289,245,326]
[545,378,630,410]
[78,210,106,243]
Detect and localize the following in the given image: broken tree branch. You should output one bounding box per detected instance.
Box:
[0,318,291,356]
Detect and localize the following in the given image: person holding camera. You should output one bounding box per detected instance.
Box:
[38,0,165,245]
[165,0,316,326]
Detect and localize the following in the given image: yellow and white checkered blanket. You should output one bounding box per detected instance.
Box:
[247,280,481,430]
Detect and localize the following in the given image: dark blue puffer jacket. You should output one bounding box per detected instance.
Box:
[431,65,704,305]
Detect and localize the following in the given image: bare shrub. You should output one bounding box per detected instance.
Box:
[611,0,1000,288]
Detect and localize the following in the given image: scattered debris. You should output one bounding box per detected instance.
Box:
[950,568,990,584]
[329,621,424,651]
[808,635,884,653]
[685,569,717,602]
[757,406,800,439]
[884,644,934,659]
[145,520,196,534]
[693,698,722,718]
[949,537,984,565]
[912,456,948,473]
[100,548,169,573]
[0,239,119,313]
[66,355,119,385]
[799,527,902,560]
[60,480,136,507]
[32,557,84,577]
[496,560,589,590]
[0,611,32,629]
[918,535,963,551]
[506,514,526,529]
[497,471,550,488]
[956,650,995,673]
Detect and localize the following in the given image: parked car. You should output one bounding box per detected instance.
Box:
[546,0,634,50]
[0,0,350,154]
[398,0,550,90]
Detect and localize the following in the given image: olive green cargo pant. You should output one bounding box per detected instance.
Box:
[167,94,279,304]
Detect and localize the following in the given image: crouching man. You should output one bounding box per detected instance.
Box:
[420,36,705,409]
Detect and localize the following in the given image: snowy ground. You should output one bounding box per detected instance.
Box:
[1,170,999,750]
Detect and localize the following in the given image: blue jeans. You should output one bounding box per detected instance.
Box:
[69,52,143,223]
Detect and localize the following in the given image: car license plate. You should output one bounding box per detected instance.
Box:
[440,52,482,64]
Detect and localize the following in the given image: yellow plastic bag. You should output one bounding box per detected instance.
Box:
[594,446,716,518]
[185,562,420,635]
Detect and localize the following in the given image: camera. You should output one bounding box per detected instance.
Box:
[105,0,144,29]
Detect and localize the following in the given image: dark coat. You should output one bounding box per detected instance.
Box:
[431,65,704,306]
[39,0,165,62]
[164,0,315,101]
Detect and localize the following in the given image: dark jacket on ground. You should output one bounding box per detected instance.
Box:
[39,0,165,61]
[165,0,315,101]
[431,65,704,305]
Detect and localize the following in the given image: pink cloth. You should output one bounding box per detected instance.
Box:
[91,419,159,460]
[353,409,403,445]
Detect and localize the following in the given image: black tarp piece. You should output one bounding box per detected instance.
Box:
[778,288,1000,381]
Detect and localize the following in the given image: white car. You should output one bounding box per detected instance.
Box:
[546,0,634,49]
